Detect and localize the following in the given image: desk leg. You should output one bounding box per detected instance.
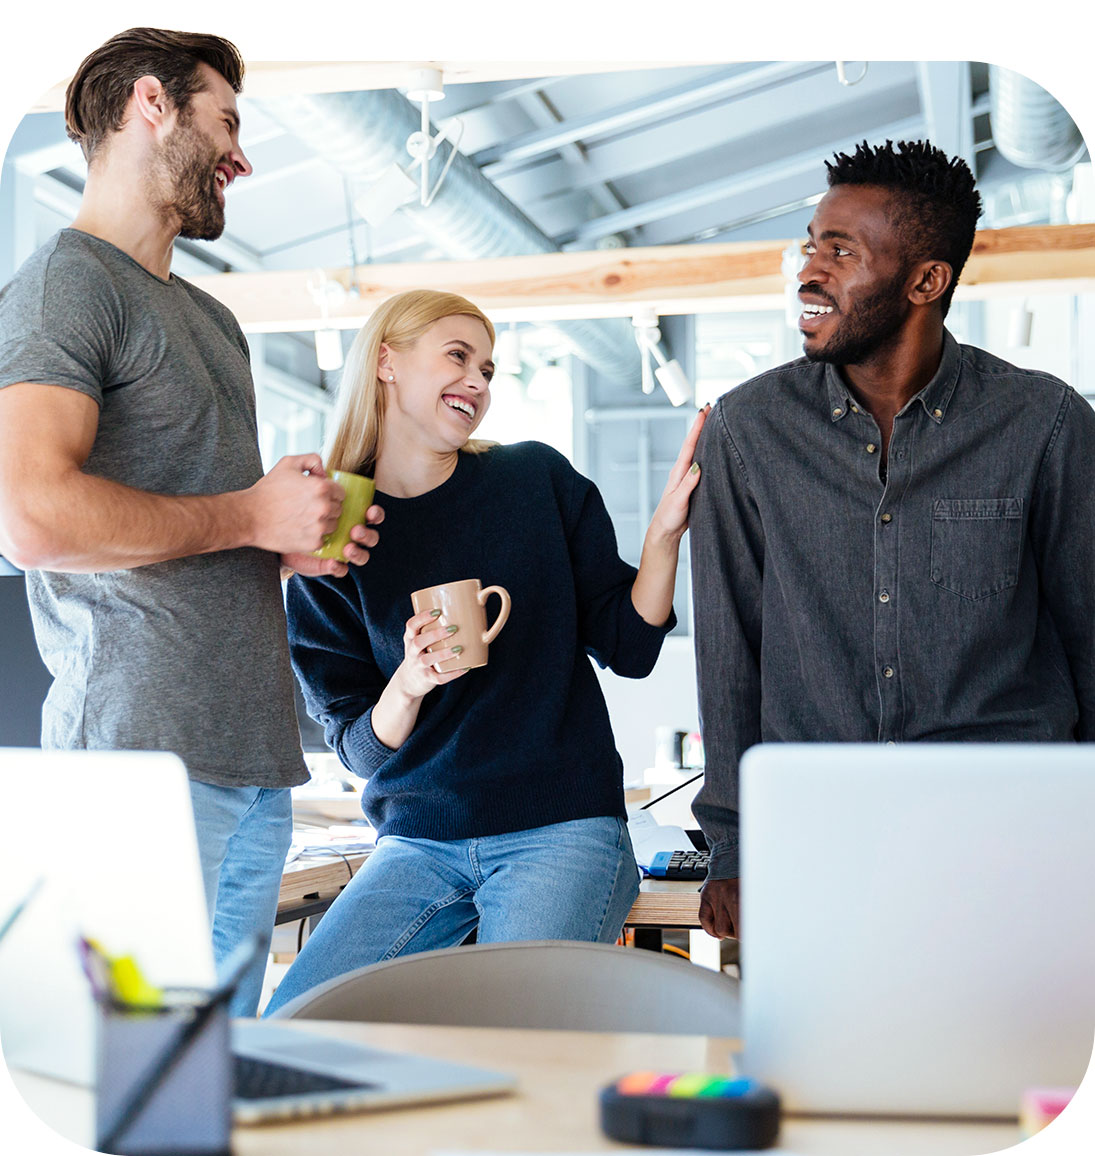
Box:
[632,928,663,953]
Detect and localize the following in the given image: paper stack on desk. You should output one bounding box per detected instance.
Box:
[626,809,696,872]
[285,826,376,864]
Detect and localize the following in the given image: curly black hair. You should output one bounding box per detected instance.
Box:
[825,140,982,317]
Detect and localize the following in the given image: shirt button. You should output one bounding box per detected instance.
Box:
[866,443,877,454]
[879,590,890,603]
[933,408,943,418]
[880,513,892,524]
[833,407,844,417]
[883,665,894,678]
[851,405,860,413]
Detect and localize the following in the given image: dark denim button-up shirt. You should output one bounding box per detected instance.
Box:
[689,331,1095,879]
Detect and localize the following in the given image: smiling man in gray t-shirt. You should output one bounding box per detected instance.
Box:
[0,28,380,1015]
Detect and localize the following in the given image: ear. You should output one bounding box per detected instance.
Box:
[909,260,953,308]
[377,343,394,383]
[131,75,171,133]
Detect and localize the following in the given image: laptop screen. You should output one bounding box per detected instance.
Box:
[0,749,216,1084]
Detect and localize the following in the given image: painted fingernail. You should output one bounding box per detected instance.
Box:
[430,609,442,617]
[446,625,459,634]
[690,462,700,475]
[451,645,464,654]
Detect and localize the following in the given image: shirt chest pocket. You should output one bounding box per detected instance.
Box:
[930,497,1023,601]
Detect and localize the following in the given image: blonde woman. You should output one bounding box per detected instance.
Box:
[264,290,706,1013]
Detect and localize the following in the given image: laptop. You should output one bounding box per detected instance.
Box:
[0,748,514,1122]
[739,742,1095,1120]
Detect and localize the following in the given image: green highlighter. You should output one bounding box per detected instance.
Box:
[107,953,165,1008]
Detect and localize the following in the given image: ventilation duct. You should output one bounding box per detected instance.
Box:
[988,65,1087,172]
[259,89,643,384]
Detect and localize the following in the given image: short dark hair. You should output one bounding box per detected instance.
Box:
[64,27,245,162]
[825,139,983,317]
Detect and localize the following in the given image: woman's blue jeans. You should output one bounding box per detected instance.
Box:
[264,815,639,1015]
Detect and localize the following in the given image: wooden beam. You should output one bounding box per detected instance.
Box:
[29,60,693,114]
[187,224,1095,333]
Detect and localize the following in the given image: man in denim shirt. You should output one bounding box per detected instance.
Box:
[689,140,1095,940]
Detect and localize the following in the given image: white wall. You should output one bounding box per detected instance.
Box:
[596,636,699,783]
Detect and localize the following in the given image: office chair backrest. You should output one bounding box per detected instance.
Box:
[268,940,740,1036]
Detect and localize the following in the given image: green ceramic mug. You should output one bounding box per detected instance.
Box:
[312,469,376,561]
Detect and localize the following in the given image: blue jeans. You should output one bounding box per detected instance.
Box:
[188,782,293,1017]
[263,815,639,1016]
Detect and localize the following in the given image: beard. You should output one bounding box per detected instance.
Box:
[802,270,910,366]
[153,111,226,241]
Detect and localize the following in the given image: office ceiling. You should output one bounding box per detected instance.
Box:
[5,58,1090,384]
[11,59,1088,274]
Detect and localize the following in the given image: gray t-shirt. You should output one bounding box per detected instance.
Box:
[0,229,307,788]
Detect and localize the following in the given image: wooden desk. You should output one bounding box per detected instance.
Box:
[278,853,708,959]
[280,854,700,927]
[278,850,370,923]
[8,1020,1022,1155]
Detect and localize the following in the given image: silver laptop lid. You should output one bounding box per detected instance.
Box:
[0,749,215,1084]
[740,742,1095,1119]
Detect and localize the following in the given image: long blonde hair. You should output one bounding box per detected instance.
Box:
[325,289,497,474]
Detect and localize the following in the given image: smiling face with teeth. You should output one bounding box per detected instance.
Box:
[379,313,495,454]
[797,184,918,367]
[151,63,251,242]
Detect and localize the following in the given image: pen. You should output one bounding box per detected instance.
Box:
[78,936,111,1001]
[0,877,44,945]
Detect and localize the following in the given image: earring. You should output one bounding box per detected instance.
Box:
[388,374,395,382]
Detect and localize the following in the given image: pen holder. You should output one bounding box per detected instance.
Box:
[95,990,232,1156]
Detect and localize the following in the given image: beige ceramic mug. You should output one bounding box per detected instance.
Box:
[410,579,512,672]
[312,469,376,560]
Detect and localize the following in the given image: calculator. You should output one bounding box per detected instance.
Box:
[646,849,710,880]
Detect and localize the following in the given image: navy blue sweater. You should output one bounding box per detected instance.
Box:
[286,442,674,841]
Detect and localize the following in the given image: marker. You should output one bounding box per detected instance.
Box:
[107,954,164,1008]
[77,936,164,1008]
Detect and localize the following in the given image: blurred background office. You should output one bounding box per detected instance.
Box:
[3,58,1092,782]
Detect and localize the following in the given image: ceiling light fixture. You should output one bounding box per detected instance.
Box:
[835,61,869,87]
[631,309,692,407]
[307,269,347,372]
[1008,300,1034,348]
[404,67,463,208]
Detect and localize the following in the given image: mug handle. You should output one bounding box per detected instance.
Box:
[479,585,511,645]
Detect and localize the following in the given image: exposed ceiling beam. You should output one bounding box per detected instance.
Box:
[490,65,920,199]
[186,223,1095,332]
[471,62,831,174]
[29,60,703,114]
[555,115,925,245]
[916,61,975,171]
[511,90,627,220]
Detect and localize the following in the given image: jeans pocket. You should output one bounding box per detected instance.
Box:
[930,497,1023,601]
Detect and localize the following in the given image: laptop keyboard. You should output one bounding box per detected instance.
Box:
[234,1053,377,1100]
